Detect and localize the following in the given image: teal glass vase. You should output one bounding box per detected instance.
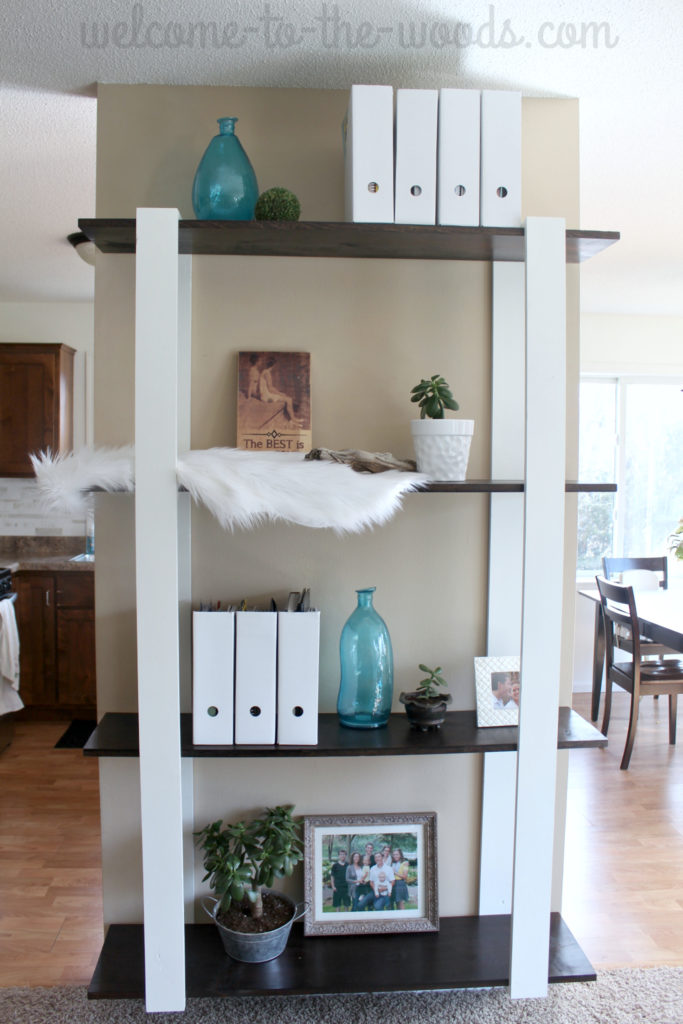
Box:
[337,587,394,729]
[192,117,259,221]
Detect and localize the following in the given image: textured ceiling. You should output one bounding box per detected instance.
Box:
[1,1,681,314]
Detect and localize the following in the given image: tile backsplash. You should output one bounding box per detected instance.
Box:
[0,478,86,537]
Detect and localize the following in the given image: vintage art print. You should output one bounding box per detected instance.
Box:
[474,655,521,727]
[237,351,312,453]
[303,812,438,937]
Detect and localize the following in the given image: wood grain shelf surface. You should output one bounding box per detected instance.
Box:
[84,709,607,758]
[87,914,595,999]
[79,219,619,263]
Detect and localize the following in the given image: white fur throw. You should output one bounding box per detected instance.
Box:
[32,447,427,533]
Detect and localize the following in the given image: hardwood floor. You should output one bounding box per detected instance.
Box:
[0,721,102,986]
[0,697,681,988]
[564,691,683,968]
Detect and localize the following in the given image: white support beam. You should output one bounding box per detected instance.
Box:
[135,208,186,1012]
[480,261,525,915]
[177,253,195,922]
[509,217,567,998]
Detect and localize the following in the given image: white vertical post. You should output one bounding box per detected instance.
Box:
[177,251,195,921]
[509,217,566,998]
[177,252,195,920]
[135,208,186,1012]
[480,262,525,915]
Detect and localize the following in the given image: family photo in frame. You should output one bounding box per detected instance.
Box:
[303,812,438,936]
[474,655,521,727]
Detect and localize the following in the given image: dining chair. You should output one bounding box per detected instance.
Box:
[595,575,683,769]
[601,556,675,660]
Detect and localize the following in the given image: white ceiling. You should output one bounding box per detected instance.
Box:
[1,1,681,315]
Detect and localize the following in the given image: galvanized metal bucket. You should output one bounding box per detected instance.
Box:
[202,891,308,963]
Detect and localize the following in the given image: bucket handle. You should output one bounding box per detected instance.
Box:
[292,899,309,924]
[201,896,219,920]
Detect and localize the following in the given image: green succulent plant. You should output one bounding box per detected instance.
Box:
[416,664,449,700]
[254,187,301,221]
[410,375,459,419]
[194,804,302,919]
[669,518,683,561]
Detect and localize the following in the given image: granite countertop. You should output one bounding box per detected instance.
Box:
[0,537,94,574]
[0,554,95,573]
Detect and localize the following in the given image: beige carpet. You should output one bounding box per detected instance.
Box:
[2,969,682,1023]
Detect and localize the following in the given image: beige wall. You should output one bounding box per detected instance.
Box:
[94,85,580,923]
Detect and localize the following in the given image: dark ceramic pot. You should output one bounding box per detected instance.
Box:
[399,691,452,731]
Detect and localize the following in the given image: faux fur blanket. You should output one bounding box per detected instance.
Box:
[31,447,426,533]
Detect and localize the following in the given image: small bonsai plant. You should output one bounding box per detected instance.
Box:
[400,664,452,732]
[195,804,302,924]
[410,374,459,419]
[254,186,301,221]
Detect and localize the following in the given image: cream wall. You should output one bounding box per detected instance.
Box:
[93,85,580,924]
[0,300,93,535]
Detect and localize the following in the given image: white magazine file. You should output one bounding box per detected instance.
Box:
[234,611,277,744]
[192,611,235,745]
[343,84,395,223]
[480,90,522,227]
[277,610,321,745]
[395,88,439,225]
[437,88,481,226]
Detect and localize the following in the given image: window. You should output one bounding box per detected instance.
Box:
[577,377,683,576]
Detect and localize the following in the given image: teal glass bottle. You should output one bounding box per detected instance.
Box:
[337,587,394,729]
[192,117,259,220]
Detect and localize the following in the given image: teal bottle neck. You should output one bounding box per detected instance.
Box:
[217,117,237,136]
[356,587,376,609]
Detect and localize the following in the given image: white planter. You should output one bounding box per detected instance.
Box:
[411,418,475,480]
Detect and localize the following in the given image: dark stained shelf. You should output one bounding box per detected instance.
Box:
[87,914,595,1000]
[419,481,616,493]
[86,480,615,495]
[84,708,607,758]
[79,218,619,264]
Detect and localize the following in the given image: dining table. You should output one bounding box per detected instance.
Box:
[578,585,683,723]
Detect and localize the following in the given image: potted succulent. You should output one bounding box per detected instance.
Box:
[409,374,474,480]
[400,664,453,731]
[668,518,683,561]
[195,804,306,963]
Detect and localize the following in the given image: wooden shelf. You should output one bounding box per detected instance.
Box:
[79,219,619,264]
[86,480,616,495]
[87,913,595,999]
[419,481,616,493]
[84,709,606,758]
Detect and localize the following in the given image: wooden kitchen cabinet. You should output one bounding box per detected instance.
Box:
[13,572,56,707]
[0,343,75,476]
[14,570,95,715]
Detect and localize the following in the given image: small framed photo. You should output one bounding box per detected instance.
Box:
[237,350,312,453]
[303,812,438,936]
[474,656,521,727]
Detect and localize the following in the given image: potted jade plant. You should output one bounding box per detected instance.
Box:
[410,374,474,480]
[400,664,453,731]
[195,804,306,963]
[668,518,683,561]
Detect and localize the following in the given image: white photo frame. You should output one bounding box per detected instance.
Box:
[474,655,521,727]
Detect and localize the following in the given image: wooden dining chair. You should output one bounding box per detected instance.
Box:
[595,575,683,769]
[602,556,675,660]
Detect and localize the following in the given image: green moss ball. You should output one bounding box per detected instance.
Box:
[254,187,301,221]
